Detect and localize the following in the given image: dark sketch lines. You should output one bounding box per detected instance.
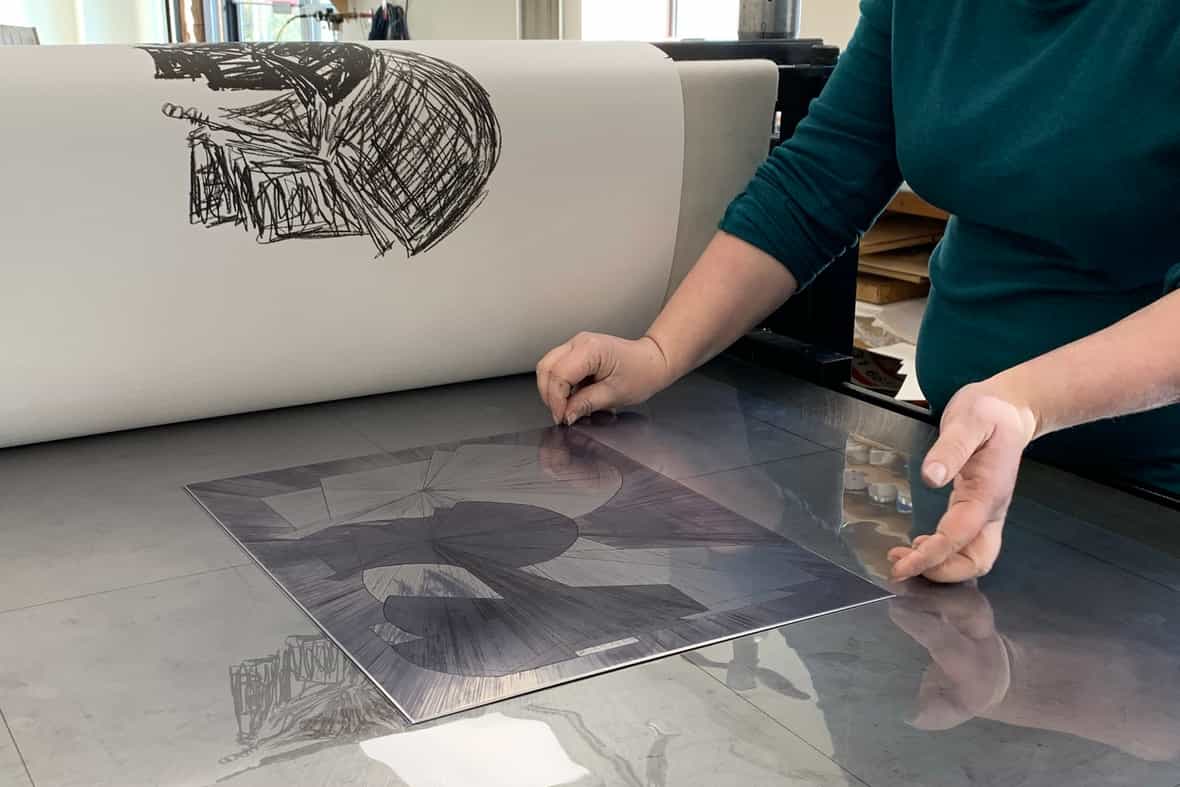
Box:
[140,43,502,257]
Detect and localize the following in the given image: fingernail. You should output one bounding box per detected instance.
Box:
[925,462,947,486]
[565,413,577,426]
[552,413,560,425]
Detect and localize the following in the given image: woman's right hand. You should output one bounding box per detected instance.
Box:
[536,332,672,425]
[535,232,797,426]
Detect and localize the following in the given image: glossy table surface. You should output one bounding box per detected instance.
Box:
[2,357,1179,787]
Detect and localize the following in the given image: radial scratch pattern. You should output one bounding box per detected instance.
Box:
[187,428,887,722]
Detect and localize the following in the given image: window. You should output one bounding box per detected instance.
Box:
[202,0,225,42]
[580,0,740,42]
[581,0,668,41]
[233,1,329,43]
[675,0,739,40]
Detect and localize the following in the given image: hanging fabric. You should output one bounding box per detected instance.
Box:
[369,3,409,40]
[389,4,410,40]
[367,4,388,40]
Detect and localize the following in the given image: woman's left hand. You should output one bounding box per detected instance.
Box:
[888,378,1039,583]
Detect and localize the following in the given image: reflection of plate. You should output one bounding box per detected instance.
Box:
[262,443,623,537]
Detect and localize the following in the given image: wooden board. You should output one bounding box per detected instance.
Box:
[858,247,932,284]
[861,214,943,255]
[887,190,949,221]
[856,273,929,304]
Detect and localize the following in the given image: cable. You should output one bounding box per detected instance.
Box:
[274,11,313,40]
[272,9,342,40]
[273,6,384,41]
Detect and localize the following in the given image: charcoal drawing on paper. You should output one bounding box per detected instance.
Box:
[139,43,502,256]
[187,428,886,722]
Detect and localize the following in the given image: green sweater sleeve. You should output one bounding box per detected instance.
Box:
[720,0,902,290]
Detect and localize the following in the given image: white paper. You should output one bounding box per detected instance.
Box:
[867,342,925,402]
[871,342,916,366]
[0,42,685,446]
[895,370,926,403]
[874,297,927,346]
[854,301,884,320]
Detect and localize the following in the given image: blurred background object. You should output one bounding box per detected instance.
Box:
[0,1,865,47]
[738,0,800,40]
[0,22,38,44]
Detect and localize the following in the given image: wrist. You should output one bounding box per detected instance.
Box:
[639,333,676,389]
[983,368,1044,442]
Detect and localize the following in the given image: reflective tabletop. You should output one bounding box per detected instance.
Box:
[2,356,1179,786]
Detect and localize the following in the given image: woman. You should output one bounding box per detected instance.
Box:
[536,1,1180,583]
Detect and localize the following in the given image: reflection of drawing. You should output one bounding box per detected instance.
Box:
[223,635,402,773]
[188,428,886,722]
[139,43,501,256]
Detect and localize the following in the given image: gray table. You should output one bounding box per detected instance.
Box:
[2,358,1179,787]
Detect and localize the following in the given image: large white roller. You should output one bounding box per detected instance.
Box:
[0,41,777,447]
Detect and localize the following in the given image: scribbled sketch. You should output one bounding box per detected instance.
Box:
[222,635,402,772]
[139,43,502,256]
[219,636,688,784]
[187,428,886,722]
[210,634,408,782]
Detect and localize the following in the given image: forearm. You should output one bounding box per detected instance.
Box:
[645,231,797,382]
[992,289,1180,438]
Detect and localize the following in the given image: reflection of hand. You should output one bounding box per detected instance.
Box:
[888,381,1037,583]
[887,582,1010,730]
[890,582,1180,761]
[537,426,610,489]
[535,333,672,425]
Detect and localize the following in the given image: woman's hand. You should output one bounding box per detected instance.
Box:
[889,288,1180,582]
[887,581,1010,729]
[536,333,672,426]
[536,234,798,426]
[889,579,1180,759]
[888,378,1038,583]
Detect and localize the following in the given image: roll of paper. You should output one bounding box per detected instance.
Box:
[0,41,685,446]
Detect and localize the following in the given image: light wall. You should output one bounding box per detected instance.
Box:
[0,0,79,43]
[341,0,518,41]
[76,0,167,44]
[411,0,517,39]
[0,0,165,43]
[563,0,579,39]
[568,0,859,45]
[799,0,860,49]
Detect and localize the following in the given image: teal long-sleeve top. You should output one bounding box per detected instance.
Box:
[720,0,1180,492]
